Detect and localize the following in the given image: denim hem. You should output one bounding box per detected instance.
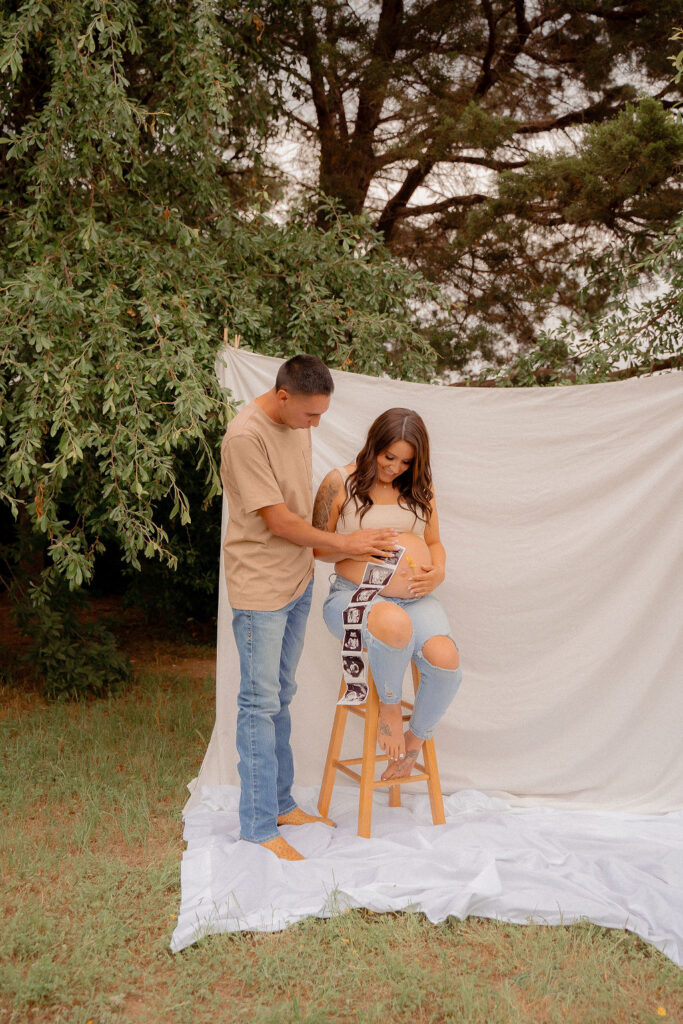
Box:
[277,799,298,817]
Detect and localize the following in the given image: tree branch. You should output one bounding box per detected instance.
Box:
[590,4,649,22]
[473,0,498,99]
[324,2,349,142]
[354,0,403,141]
[517,88,634,134]
[452,154,529,171]
[474,0,532,98]
[376,159,435,239]
[452,358,683,387]
[385,192,489,220]
[300,7,331,135]
[373,145,528,171]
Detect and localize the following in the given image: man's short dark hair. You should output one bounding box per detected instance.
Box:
[275,354,334,396]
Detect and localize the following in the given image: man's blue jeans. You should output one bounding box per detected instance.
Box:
[232,579,313,843]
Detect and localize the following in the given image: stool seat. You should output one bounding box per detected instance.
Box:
[317,662,446,838]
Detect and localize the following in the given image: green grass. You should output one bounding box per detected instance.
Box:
[1,670,681,1024]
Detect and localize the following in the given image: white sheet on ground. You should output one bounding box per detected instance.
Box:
[173,350,683,960]
[171,785,683,965]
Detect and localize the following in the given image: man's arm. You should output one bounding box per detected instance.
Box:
[259,504,398,558]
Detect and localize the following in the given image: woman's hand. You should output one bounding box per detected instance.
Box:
[408,563,445,597]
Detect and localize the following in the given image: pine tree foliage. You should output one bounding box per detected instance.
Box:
[479,40,683,386]
[477,212,683,385]
[266,0,683,370]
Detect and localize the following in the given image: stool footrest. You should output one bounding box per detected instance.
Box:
[332,758,430,787]
[372,772,429,788]
[348,700,414,720]
[334,763,363,784]
[338,754,388,766]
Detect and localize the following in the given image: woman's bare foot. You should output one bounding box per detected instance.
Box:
[377,702,405,761]
[380,730,424,780]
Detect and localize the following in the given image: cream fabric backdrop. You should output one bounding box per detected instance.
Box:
[189,349,683,814]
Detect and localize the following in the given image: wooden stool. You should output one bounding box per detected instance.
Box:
[317,662,446,838]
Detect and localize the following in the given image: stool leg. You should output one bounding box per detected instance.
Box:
[388,785,401,807]
[318,680,349,818]
[411,662,446,826]
[421,738,446,826]
[358,673,379,838]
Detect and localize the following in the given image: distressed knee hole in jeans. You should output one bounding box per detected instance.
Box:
[365,630,413,655]
[418,636,459,672]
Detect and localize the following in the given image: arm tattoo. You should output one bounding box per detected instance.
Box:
[313,477,339,531]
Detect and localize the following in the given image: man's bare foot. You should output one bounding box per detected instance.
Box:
[277,808,336,828]
[260,836,305,861]
[380,730,424,781]
[377,702,405,761]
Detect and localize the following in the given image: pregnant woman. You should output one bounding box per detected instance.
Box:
[313,408,462,780]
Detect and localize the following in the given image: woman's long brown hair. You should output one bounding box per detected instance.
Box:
[342,408,433,525]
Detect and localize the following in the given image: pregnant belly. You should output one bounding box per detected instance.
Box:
[334,532,431,599]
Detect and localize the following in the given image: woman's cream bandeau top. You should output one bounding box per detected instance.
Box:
[334,467,426,537]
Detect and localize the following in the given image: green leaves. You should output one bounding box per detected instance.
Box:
[0,0,436,691]
[671,28,683,83]
[224,199,435,381]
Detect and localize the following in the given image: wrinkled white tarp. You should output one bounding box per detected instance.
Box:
[171,785,683,965]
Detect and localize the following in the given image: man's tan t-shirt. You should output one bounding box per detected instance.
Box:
[221,401,314,610]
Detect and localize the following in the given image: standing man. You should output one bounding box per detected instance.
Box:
[221,354,397,860]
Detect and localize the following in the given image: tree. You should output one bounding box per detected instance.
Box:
[473,34,683,386]
[0,0,435,693]
[469,212,683,385]
[265,0,683,371]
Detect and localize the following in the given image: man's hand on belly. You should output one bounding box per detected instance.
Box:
[341,528,398,558]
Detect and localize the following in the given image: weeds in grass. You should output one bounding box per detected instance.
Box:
[1,670,681,1024]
